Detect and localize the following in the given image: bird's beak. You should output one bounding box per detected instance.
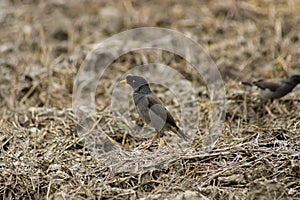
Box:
[120,79,127,84]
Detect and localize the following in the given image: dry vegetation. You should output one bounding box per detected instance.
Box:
[0,0,300,199]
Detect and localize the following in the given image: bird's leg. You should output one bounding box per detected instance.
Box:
[157,131,165,150]
[137,132,159,150]
[261,99,276,117]
[264,105,276,117]
[157,138,165,150]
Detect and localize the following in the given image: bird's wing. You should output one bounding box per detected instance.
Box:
[146,94,177,127]
[146,94,190,141]
[253,79,282,91]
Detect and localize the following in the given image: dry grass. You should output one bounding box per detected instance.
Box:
[0,0,300,199]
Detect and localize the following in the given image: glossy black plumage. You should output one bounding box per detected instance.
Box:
[120,75,190,149]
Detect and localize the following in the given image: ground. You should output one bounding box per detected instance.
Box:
[0,0,300,199]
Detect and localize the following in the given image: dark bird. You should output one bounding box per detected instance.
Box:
[120,75,190,150]
[241,75,300,99]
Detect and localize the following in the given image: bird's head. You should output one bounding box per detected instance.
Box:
[290,75,300,84]
[120,75,150,91]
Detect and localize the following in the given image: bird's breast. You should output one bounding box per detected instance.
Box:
[133,93,151,124]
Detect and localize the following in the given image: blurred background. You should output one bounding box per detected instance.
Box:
[1,0,299,110]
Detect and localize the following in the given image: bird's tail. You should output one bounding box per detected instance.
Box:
[240,81,254,87]
[176,127,191,142]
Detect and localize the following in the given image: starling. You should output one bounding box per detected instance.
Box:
[120,75,190,149]
[241,75,300,99]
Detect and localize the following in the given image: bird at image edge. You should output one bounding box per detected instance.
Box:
[120,75,190,150]
[241,75,300,99]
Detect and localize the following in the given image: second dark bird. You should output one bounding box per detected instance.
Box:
[241,75,300,99]
[120,75,190,150]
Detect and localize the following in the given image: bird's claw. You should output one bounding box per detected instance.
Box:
[136,141,153,150]
[135,137,165,151]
